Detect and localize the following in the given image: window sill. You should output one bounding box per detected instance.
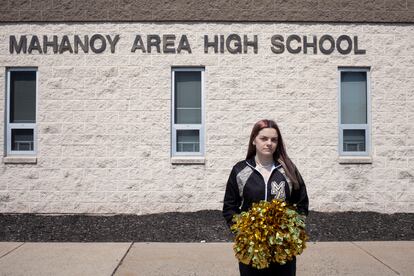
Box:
[3,156,37,164]
[338,156,372,164]
[171,156,205,165]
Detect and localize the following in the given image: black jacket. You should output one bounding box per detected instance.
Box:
[222,158,309,227]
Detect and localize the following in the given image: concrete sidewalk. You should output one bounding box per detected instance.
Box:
[0,242,413,276]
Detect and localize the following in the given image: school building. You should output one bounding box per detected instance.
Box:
[0,1,413,214]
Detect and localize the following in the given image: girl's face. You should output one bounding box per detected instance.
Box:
[253,128,278,157]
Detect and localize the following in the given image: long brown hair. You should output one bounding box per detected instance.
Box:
[246,119,300,190]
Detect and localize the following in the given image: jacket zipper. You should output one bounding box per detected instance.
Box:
[246,161,281,201]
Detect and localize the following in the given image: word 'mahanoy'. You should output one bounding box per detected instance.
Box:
[10,35,120,54]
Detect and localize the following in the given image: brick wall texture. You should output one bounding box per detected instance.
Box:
[0,0,414,23]
[0,22,413,214]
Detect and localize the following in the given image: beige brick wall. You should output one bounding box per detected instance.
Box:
[0,23,413,214]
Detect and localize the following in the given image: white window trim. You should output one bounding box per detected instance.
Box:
[6,67,38,156]
[338,67,371,157]
[171,67,205,157]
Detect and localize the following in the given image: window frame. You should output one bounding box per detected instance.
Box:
[171,67,205,157]
[338,67,371,157]
[6,67,38,156]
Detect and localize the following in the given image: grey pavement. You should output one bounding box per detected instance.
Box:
[0,241,413,276]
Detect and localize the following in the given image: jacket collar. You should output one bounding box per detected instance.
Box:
[246,157,281,169]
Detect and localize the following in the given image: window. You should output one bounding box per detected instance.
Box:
[6,68,37,155]
[172,67,204,156]
[338,67,370,156]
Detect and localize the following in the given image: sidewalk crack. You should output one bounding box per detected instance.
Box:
[111,241,134,276]
[351,242,400,275]
[0,242,25,259]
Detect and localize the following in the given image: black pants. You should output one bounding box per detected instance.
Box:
[239,258,296,276]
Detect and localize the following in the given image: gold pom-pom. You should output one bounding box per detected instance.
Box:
[230,199,308,269]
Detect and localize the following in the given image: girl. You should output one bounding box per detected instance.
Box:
[223,119,309,276]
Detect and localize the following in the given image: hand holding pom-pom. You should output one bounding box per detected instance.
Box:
[231,199,308,269]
